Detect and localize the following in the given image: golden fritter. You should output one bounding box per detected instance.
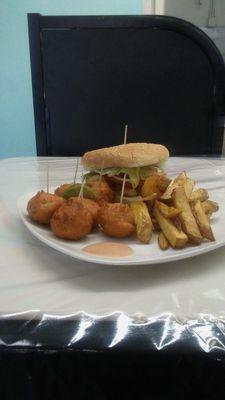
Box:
[54,183,72,197]
[27,191,65,225]
[68,197,100,227]
[50,201,93,240]
[87,180,114,205]
[97,203,135,238]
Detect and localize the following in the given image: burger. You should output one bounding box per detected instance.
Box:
[81,143,170,201]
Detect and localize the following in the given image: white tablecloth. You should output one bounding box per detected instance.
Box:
[1,156,225,318]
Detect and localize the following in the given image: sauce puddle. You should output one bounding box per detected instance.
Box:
[82,242,133,258]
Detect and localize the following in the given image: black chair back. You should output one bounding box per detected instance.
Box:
[28,14,225,156]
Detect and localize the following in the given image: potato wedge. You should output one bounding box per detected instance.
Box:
[172,187,202,244]
[160,180,180,201]
[160,172,194,201]
[174,171,187,184]
[153,202,188,248]
[183,178,195,199]
[141,174,171,198]
[156,201,181,218]
[158,232,170,250]
[191,200,215,241]
[201,200,219,215]
[152,217,161,231]
[130,201,153,243]
[189,189,209,203]
[173,217,182,231]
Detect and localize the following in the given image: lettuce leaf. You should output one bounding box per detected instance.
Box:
[93,164,162,189]
[84,171,101,182]
[125,168,140,189]
[94,167,140,188]
[139,166,159,180]
[98,167,123,177]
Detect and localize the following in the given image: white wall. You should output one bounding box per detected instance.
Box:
[143,0,225,27]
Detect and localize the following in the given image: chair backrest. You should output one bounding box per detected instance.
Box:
[28,14,225,156]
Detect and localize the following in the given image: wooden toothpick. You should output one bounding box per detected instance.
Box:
[120,173,127,204]
[124,124,128,145]
[73,159,79,184]
[46,162,49,193]
[78,173,85,199]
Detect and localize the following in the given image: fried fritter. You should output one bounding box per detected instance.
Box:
[50,201,93,240]
[27,191,65,225]
[87,180,114,204]
[97,203,135,238]
[67,197,100,227]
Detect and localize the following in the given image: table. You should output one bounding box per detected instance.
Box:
[1,156,225,399]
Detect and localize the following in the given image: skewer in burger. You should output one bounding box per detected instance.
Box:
[82,142,170,203]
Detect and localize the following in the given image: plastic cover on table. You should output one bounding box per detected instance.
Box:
[1,311,225,357]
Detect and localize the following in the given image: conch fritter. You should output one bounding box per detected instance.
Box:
[97,203,135,238]
[50,201,93,240]
[27,191,65,225]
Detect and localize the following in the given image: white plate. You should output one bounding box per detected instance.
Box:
[17,158,225,266]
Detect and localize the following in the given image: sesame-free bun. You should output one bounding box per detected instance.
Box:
[81,143,169,170]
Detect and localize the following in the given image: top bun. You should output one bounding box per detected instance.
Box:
[81,143,169,170]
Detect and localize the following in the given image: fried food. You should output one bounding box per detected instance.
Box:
[158,232,170,250]
[55,183,72,197]
[183,178,195,199]
[160,172,195,201]
[191,200,215,241]
[97,203,135,238]
[50,201,93,240]
[87,180,114,204]
[156,201,181,218]
[113,185,137,198]
[114,192,157,205]
[67,197,100,227]
[153,201,188,248]
[189,188,209,203]
[172,187,202,244]
[152,217,161,232]
[27,191,65,225]
[173,216,182,231]
[175,171,187,182]
[201,200,219,215]
[28,160,219,252]
[141,174,171,198]
[130,201,153,243]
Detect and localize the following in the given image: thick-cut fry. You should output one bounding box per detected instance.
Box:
[160,180,179,200]
[160,170,203,202]
[160,172,195,201]
[191,200,215,241]
[156,201,181,218]
[183,178,195,199]
[173,217,182,231]
[158,232,170,250]
[130,201,153,243]
[172,187,202,244]
[175,171,187,182]
[201,200,219,215]
[189,189,209,203]
[153,202,188,248]
[152,217,161,231]
[141,174,171,198]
